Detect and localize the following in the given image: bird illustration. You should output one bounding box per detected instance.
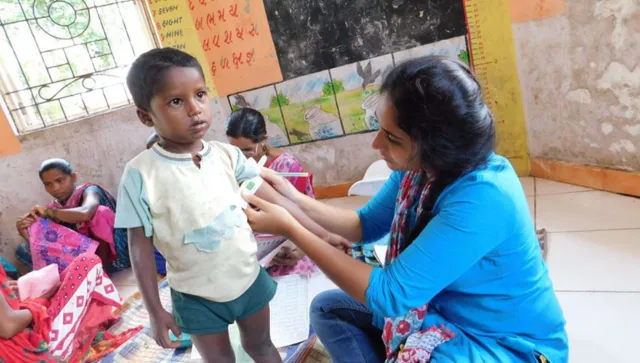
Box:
[233,94,252,108]
[356,61,382,91]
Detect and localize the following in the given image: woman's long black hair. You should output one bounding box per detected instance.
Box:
[226,108,267,143]
[380,56,496,247]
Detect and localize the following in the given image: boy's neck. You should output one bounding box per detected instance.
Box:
[158,139,203,155]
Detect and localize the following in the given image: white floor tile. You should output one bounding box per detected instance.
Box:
[547,230,640,292]
[557,292,639,363]
[536,179,591,195]
[537,191,640,232]
[520,177,535,197]
[527,196,535,226]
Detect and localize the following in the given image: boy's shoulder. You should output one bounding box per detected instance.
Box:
[123,149,157,171]
[207,140,236,154]
[206,140,241,165]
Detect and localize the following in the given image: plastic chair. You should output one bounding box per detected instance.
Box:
[348,160,392,197]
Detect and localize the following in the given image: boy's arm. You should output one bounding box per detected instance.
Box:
[128,227,162,313]
[128,227,181,349]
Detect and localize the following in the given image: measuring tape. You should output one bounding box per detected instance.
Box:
[464,0,530,176]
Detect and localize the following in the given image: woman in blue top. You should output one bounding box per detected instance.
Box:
[242,56,568,363]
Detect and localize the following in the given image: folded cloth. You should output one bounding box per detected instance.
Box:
[17,264,60,300]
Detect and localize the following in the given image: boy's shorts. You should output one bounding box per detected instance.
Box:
[171,268,277,335]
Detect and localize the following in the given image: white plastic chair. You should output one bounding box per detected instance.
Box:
[348,160,392,197]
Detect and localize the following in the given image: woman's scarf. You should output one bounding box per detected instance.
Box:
[381,171,457,362]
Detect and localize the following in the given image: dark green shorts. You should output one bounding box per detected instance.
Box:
[171,268,277,335]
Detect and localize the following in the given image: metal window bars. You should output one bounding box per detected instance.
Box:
[0,0,154,134]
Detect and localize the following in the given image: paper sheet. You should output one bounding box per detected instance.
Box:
[259,241,286,267]
[373,244,388,267]
[190,271,332,361]
[190,345,202,361]
[270,274,310,348]
[256,236,287,262]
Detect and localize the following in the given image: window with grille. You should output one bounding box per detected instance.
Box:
[0,0,156,134]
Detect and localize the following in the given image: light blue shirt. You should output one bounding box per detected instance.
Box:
[114,140,262,302]
[359,154,568,362]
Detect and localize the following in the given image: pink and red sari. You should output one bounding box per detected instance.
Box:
[265,152,315,198]
[27,184,119,273]
[263,153,317,278]
[0,253,141,362]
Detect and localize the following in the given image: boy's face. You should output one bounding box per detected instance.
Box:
[137,67,211,146]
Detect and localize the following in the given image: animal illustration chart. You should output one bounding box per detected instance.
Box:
[228,1,469,144]
[225,0,529,175]
[228,35,470,145]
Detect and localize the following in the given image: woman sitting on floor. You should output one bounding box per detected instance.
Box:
[227,107,317,276]
[0,253,141,362]
[15,159,130,274]
[242,57,567,362]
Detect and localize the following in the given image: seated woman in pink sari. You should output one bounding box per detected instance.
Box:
[15,159,130,274]
[0,253,141,362]
[226,108,316,276]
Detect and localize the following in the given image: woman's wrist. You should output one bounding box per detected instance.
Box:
[294,192,313,212]
[285,218,305,240]
[44,208,58,221]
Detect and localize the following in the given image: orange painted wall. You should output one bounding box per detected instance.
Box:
[0,111,20,156]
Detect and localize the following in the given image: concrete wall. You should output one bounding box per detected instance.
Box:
[513,0,640,171]
[0,98,379,261]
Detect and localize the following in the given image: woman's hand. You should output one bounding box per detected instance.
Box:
[16,214,37,241]
[16,214,36,230]
[243,193,299,237]
[30,205,46,218]
[259,168,304,204]
[325,233,352,254]
[271,245,304,266]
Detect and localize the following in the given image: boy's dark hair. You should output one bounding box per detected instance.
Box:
[126,48,205,111]
[225,108,267,143]
[39,158,73,179]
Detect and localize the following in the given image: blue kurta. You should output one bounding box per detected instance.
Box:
[360,154,568,362]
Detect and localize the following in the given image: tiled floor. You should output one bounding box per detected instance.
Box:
[521,177,640,363]
[112,178,640,363]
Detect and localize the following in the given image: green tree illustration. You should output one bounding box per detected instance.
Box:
[322,80,344,96]
[270,92,290,108]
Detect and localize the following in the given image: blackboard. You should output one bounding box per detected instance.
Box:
[263,0,467,79]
